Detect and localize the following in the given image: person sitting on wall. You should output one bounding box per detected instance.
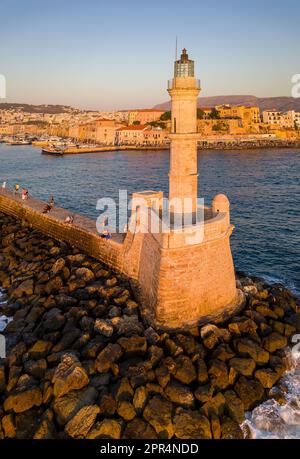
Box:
[100,229,111,240]
[50,195,55,209]
[21,188,29,201]
[42,203,51,214]
[2,181,6,189]
[14,183,20,195]
[65,215,74,224]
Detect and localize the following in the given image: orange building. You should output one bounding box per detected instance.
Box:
[72,119,124,144]
[116,125,169,146]
[128,109,165,125]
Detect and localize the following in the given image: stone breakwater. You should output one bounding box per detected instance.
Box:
[0,212,299,440]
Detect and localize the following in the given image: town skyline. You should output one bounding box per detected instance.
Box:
[1,0,299,109]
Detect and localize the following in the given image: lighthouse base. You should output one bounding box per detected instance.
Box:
[123,200,243,330]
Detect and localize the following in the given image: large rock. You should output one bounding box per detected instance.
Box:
[24,359,47,380]
[42,308,66,331]
[95,343,123,373]
[254,368,281,388]
[4,386,42,413]
[194,384,214,403]
[51,258,66,274]
[143,396,174,439]
[2,414,16,438]
[75,268,95,283]
[164,381,195,408]
[117,336,147,357]
[197,359,208,384]
[229,357,256,377]
[86,419,122,439]
[234,376,265,411]
[263,333,287,353]
[208,359,229,390]
[174,409,211,439]
[201,392,226,418]
[117,401,136,421]
[33,409,56,439]
[212,344,235,362]
[53,386,98,426]
[116,377,134,402]
[52,354,89,398]
[98,393,116,416]
[94,319,113,337]
[173,334,203,355]
[133,386,148,414]
[235,338,269,365]
[155,364,170,388]
[200,324,221,350]
[174,355,197,384]
[224,390,245,423]
[124,418,157,439]
[221,417,244,439]
[65,405,100,438]
[28,341,53,360]
[0,365,5,392]
[12,279,34,298]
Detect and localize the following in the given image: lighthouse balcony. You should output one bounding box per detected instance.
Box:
[168,78,201,90]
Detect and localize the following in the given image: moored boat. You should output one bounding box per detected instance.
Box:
[41,147,64,156]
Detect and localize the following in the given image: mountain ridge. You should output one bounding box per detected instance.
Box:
[153,95,300,112]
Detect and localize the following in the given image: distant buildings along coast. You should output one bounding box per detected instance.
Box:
[0,102,300,147]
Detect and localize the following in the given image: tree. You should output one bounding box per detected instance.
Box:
[209,108,220,120]
[147,121,166,129]
[212,121,228,132]
[197,109,205,119]
[160,111,171,121]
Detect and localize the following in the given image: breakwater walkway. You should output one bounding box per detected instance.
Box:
[0,189,126,273]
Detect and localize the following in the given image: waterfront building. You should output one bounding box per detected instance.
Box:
[216,104,261,125]
[262,110,282,125]
[116,124,169,146]
[128,109,165,125]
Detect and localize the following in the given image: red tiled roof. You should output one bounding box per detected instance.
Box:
[130,109,165,113]
[117,125,148,131]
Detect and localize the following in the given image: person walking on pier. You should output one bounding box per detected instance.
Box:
[21,188,29,201]
[50,195,55,209]
[14,183,20,195]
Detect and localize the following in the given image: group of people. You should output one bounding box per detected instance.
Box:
[2,180,115,239]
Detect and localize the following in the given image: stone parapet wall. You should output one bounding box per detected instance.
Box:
[0,190,125,274]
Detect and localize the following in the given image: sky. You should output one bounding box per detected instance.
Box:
[0,0,299,110]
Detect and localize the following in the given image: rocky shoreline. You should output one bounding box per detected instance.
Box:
[198,139,300,150]
[0,212,299,439]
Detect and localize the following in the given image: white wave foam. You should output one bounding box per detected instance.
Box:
[0,287,12,331]
[243,350,300,439]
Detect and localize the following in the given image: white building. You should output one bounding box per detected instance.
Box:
[262,110,282,125]
[263,109,300,128]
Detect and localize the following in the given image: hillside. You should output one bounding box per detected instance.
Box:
[0,103,74,114]
[154,95,300,112]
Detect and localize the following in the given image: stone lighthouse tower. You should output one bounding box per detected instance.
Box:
[168,49,200,217]
[123,49,243,330]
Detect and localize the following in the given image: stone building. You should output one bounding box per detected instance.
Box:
[216,104,261,125]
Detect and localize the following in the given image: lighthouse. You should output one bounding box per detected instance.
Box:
[168,49,201,218]
[124,48,242,329]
